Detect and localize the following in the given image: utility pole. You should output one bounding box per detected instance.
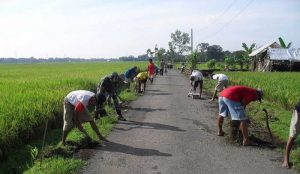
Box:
[191,28,193,53]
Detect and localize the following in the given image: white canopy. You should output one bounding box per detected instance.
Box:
[268,48,300,61]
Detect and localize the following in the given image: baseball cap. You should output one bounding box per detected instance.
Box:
[256,88,263,102]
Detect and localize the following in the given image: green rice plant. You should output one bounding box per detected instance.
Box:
[0,62,147,149]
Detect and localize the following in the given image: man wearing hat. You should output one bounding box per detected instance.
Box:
[62,90,108,145]
[216,86,263,146]
[96,72,127,121]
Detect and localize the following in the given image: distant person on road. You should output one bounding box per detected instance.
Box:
[210,74,229,101]
[282,100,300,169]
[189,70,204,99]
[96,72,127,121]
[134,71,148,93]
[124,66,138,86]
[62,90,108,145]
[217,86,263,146]
[148,58,155,84]
[160,59,165,76]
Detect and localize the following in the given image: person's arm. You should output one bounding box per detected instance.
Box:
[241,99,249,108]
[89,120,107,141]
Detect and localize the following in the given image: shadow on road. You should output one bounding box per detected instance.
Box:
[98,141,172,157]
[182,118,214,134]
[148,92,172,96]
[115,120,186,132]
[146,89,161,92]
[127,106,166,112]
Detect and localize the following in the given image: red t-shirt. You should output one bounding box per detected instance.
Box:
[148,63,155,75]
[220,86,257,104]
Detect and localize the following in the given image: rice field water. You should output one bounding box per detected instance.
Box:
[0,62,147,148]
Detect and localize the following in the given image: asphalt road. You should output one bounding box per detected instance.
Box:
[80,70,296,174]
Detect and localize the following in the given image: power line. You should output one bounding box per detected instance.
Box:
[200,0,255,40]
[198,0,238,31]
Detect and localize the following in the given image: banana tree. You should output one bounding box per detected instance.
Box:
[278,37,292,48]
[242,43,256,70]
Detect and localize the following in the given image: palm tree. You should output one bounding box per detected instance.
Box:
[278,37,292,48]
[146,49,152,57]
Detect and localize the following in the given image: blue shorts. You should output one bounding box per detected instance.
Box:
[218,97,248,120]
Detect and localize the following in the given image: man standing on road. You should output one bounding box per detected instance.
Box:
[210,73,229,101]
[189,69,204,99]
[96,72,127,121]
[217,86,263,146]
[62,90,108,145]
[159,59,165,76]
[282,100,300,169]
[148,58,155,84]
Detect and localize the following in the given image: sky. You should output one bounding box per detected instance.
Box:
[0,0,299,58]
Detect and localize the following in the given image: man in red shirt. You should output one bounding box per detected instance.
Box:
[217,86,263,146]
[148,58,155,84]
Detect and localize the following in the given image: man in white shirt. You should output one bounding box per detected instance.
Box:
[210,74,229,101]
[62,90,108,145]
[190,70,204,99]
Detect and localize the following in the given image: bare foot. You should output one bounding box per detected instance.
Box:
[282,162,290,169]
[217,131,225,136]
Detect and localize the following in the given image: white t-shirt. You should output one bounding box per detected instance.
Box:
[190,70,203,81]
[66,90,95,107]
[212,74,228,81]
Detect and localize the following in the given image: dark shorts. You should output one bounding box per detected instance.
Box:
[193,80,203,89]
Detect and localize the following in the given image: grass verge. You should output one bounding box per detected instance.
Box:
[0,87,138,174]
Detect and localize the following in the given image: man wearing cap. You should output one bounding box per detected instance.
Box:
[216,86,263,146]
[96,72,127,121]
[62,90,108,145]
[210,73,229,101]
[282,100,300,169]
[189,69,204,99]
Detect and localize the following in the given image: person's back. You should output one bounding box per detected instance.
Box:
[190,70,203,81]
[213,74,228,81]
[137,72,148,81]
[220,86,258,104]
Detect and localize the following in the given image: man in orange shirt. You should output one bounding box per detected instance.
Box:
[148,58,155,84]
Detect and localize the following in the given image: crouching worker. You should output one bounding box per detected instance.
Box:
[124,66,138,86]
[96,72,127,121]
[62,90,108,145]
[134,71,148,93]
[217,86,263,146]
[282,100,300,169]
[189,69,204,99]
[210,73,229,101]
